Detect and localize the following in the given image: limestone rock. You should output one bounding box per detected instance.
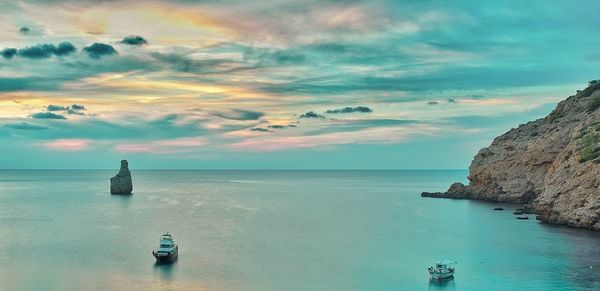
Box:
[110,160,133,194]
[424,82,600,230]
[421,182,470,199]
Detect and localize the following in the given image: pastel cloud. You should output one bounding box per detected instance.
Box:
[114,137,206,154]
[1,0,598,168]
[229,124,440,151]
[42,139,91,151]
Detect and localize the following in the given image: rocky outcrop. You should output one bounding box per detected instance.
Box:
[421,182,470,199]
[110,160,133,194]
[423,82,600,230]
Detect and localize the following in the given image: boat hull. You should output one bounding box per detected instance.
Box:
[153,250,178,264]
[429,271,454,280]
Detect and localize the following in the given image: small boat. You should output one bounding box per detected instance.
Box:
[516,216,529,220]
[152,233,178,264]
[428,260,456,280]
[493,207,504,211]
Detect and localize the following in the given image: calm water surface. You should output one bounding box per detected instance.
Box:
[0,170,599,290]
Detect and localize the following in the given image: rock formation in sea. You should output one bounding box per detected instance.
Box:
[110,159,133,194]
[422,81,600,230]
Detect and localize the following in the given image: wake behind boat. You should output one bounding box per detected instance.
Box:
[152,233,179,264]
[428,260,456,281]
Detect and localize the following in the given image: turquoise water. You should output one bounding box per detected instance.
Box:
[0,170,599,291]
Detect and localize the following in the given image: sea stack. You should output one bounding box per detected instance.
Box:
[110,159,133,194]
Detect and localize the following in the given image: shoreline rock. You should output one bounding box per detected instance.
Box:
[422,82,600,230]
[110,159,133,194]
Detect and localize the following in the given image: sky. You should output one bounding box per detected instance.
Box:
[0,0,599,169]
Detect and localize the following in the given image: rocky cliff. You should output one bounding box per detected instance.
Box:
[110,159,133,194]
[422,82,600,230]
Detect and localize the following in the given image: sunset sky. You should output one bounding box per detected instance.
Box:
[1,0,599,169]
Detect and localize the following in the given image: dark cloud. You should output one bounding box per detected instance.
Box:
[46,104,86,115]
[325,106,372,114]
[267,124,297,129]
[18,44,55,58]
[31,112,67,119]
[121,35,147,46]
[83,43,117,59]
[16,42,76,59]
[19,26,30,34]
[70,104,86,110]
[66,109,84,115]
[215,109,263,121]
[300,111,325,119]
[427,101,439,105]
[47,104,68,111]
[3,122,48,130]
[1,48,17,59]
[250,127,270,132]
[54,42,76,56]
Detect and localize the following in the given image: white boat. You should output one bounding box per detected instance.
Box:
[152,233,178,264]
[428,260,456,280]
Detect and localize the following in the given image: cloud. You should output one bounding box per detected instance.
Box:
[46,104,86,115]
[229,123,437,151]
[16,42,76,59]
[1,48,17,59]
[299,111,324,118]
[267,124,297,129]
[42,139,90,151]
[121,35,148,46]
[114,137,206,154]
[18,44,56,59]
[215,109,263,121]
[243,47,306,65]
[83,43,117,59]
[325,106,372,114]
[250,127,270,132]
[19,26,30,34]
[3,122,48,130]
[66,109,84,115]
[150,52,236,73]
[54,42,77,56]
[47,104,68,111]
[66,104,86,115]
[70,104,86,110]
[31,112,67,119]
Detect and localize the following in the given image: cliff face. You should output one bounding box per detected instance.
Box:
[423,83,600,230]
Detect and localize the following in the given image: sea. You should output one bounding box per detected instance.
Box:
[0,170,599,291]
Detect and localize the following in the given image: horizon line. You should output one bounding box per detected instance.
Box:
[0,168,468,171]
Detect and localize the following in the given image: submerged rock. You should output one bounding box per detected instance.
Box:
[110,160,133,194]
[423,81,600,230]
